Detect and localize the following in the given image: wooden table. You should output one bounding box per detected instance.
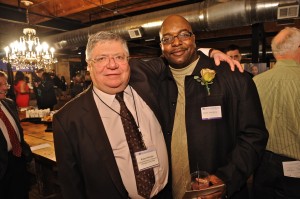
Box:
[21,121,61,199]
[22,121,56,162]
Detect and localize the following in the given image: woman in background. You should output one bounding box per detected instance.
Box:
[14,71,30,108]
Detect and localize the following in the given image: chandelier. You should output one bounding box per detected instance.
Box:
[2,1,57,71]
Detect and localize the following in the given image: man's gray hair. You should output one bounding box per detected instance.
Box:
[85,31,129,60]
[271,27,300,56]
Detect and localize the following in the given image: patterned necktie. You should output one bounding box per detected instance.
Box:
[115,92,155,199]
[0,107,22,157]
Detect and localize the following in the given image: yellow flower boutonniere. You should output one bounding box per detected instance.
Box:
[194,68,216,96]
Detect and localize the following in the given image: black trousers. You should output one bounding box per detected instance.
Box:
[0,152,29,199]
[253,150,300,199]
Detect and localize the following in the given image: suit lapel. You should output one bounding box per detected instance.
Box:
[81,87,128,198]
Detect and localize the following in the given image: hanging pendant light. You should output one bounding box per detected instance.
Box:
[2,0,57,71]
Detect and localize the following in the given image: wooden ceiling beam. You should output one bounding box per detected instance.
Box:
[27,0,118,24]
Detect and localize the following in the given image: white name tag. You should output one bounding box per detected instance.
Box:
[135,147,159,171]
[201,106,222,120]
[282,161,300,178]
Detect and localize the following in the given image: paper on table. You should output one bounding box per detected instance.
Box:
[30,143,51,151]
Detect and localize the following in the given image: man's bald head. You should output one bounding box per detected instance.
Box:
[159,15,192,37]
[159,15,198,69]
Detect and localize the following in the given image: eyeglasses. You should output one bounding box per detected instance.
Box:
[161,31,194,45]
[88,54,128,67]
[0,83,10,89]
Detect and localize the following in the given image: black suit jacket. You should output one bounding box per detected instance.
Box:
[0,98,31,179]
[53,65,170,199]
[130,52,269,198]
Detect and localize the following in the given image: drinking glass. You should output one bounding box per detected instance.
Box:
[189,171,210,190]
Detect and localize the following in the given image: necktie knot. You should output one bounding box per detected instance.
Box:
[115,92,124,102]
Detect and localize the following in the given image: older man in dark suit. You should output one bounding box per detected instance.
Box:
[0,71,32,199]
[53,31,170,199]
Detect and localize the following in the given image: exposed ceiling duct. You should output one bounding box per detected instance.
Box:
[46,0,300,51]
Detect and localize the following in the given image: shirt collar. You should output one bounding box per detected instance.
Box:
[275,59,300,68]
[92,85,133,106]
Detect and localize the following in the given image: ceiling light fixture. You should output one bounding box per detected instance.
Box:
[2,1,57,71]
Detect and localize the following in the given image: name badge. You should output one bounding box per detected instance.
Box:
[201,106,222,120]
[135,147,159,171]
[282,161,300,178]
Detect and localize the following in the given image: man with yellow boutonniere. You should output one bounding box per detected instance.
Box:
[130,15,268,199]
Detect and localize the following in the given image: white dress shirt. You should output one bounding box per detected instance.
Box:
[92,85,168,199]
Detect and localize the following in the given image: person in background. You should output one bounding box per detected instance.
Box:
[0,71,33,199]
[225,44,254,78]
[84,71,92,89]
[253,27,300,199]
[25,76,33,90]
[60,76,68,100]
[132,15,268,199]
[50,71,63,100]
[224,44,243,62]
[70,73,85,98]
[14,71,30,108]
[32,69,44,108]
[60,76,67,92]
[250,65,259,76]
[38,72,57,110]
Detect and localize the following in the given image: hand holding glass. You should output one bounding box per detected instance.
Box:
[190,171,210,190]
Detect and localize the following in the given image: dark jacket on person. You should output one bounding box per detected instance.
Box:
[130,52,268,198]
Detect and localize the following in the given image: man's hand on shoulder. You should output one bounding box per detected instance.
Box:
[210,49,244,73]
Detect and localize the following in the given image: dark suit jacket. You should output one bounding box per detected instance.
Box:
[130,52,268,198]
[0,98,31,179]
[53,66,170,199]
